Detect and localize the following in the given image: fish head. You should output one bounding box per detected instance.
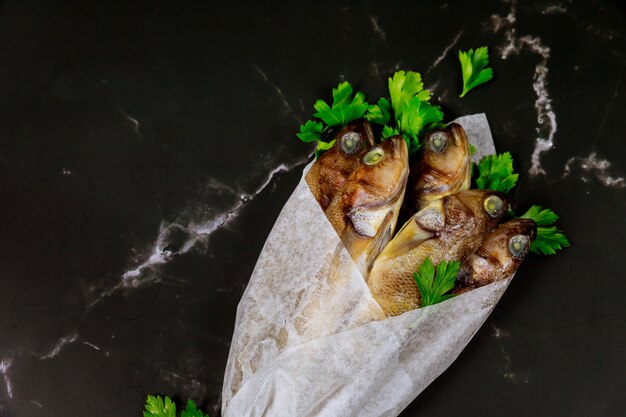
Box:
[333,135,409,274]
[444,189,509,237]
[459,218,537,287]
[305,119,375,210]
[344,136,409,207]
[411,123,471,209]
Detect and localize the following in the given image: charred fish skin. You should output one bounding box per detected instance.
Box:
[409,123,471,211]
[368,189,508,316]
[305,119,375,211]
[456,218,537,290]
[325,135,409,276]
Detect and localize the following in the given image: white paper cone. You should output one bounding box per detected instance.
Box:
[222,114,510,417]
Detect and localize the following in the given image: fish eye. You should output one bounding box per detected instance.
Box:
[363,147,385,165]
[340,132,362,154]
[508,235,530,258]
[483,195,504,218]
[428,131,448,153]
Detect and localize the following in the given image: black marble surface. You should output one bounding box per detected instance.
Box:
[1,1,625,416]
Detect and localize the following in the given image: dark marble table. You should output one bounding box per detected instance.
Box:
[1,1,624,416]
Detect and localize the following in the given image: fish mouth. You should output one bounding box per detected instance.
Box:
[447,122,469,148]
[376,199,445,262]
[347,170,408,237]
[506,218,538,241]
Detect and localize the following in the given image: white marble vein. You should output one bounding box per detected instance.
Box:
[82,341,103,352]
[490,324,516,381]
[254,66,301,123]
[118,108,142,138]
[369,16,386,42]
[0,359,12,399]
[563,152,626,188]
[101,78,144,140]
[427,30,464,73]
[89,155,311,307]
[491,323,510,339]
[40,334,78,360]
[542,4,567,14]
[30,400,44,408]
[490,0,556,176]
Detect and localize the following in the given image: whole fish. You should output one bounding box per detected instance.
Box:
[408,123,471,211]
[368,189,508,316]
[305,119,375,211]
[325,135,409,276]
[455,218,536,291]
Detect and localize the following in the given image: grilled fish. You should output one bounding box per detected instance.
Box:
[455,218,536,291]
[306,120,375,211]
[325,136,409,276]
[409,123,471,211]
[368,189,508,316]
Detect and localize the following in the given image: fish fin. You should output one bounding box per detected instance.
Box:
[376,218,434,262]
[340,213,392,278]
[413,199,445,233]
[348,205,390,238]
[364,218,394,280]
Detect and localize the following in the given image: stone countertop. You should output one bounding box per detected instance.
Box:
[0,1,624,416]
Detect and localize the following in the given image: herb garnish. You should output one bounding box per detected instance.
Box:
[458,46,494,97]
[143,395,209,417]
[475,152,519,193]
[297,81,369,157]
[297,70,444,157]
[413,258,460,307]
[518,205,571,255]
[368,70,443,154]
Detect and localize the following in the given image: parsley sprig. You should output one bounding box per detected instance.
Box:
[144,395,209,417]
[367,71,443,154]
[297,81,369,158]
[313,82,369,127]
[518,205,571,255]
[297,73,443,157]
[475,152,519,193]
[413,258,460,307]
[458,46,494,97]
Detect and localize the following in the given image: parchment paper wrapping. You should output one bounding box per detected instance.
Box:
[222,114,510,417]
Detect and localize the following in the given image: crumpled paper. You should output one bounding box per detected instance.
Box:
[222,114,511,417]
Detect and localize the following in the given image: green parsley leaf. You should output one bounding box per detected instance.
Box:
[469,144,476,156]
[144,395,177,417]
[475,152,519,193]
[518,205,559,226]
[519,205,571,255]
[181,399,209,417]
[398,97,444,154]
[366,97,392,125]
[312,81,369,127]
[388,71,431,119]
[314,139,335,159]
[413,258,460,307]
[458,46,494,97]
[381,125,399,140]
[330,80,354,107]
[296,120,324,143]
[383,71,440,153]
[143,396,210,417]
[530,227,571,255]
